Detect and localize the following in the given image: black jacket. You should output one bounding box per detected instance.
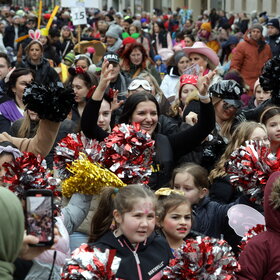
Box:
[210,175,242,204]
[92,231,172,280]
[20,57,60,86]
[266,34,280,57]
[3,24,27,49]
[81,99,215,190]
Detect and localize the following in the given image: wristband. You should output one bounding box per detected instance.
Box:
[198,93,210,100]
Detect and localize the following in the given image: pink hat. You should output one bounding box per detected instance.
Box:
[183,41,219,67]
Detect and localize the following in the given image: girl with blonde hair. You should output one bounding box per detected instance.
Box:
[209,121,269,203]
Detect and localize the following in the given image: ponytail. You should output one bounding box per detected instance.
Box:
[89,184,156,243]
[89,187,116,243]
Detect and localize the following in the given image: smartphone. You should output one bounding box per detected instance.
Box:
[25,189,54,247]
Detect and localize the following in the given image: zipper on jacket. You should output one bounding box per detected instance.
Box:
[123,240,143,280]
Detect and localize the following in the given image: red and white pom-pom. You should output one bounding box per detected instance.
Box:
[162,236,239,279]
[61,244,121,280]
[239,224,266,253]
[100,123,155,184]
[3,152,61,198]
[54,132,102,179]
[225,140,280,204]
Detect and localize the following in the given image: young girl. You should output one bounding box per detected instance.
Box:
[260,106,280,155]
[170,162,245,254]
[65,184,172,280]
[209,121,269,203]
[156,190,192,253]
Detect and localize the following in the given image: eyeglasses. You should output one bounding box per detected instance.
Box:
[127,79,152,91]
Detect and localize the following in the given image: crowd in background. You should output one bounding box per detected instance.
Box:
[0,4,279,280]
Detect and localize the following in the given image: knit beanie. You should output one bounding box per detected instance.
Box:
[64,51,76,64]
[174,51,186,65]
[251,23,263,32]
[267,18,280,30]
[106,25,123,39]
[200,22,212,32]
[132,20,141,30]
[122,37,136,45]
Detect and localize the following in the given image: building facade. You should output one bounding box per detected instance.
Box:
[10,0,280,18]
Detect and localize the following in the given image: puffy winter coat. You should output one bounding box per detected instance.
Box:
[231,31,272,95]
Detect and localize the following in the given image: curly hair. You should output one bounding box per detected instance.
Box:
[120,42,150,71]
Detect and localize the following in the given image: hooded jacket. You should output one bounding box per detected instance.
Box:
[0,188,24,280]
[92,231,172,280]
[160,66,180,100]
[237,171,280,280]
[231,31,272,94]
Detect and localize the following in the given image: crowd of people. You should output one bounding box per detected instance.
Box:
[0,4,279,280]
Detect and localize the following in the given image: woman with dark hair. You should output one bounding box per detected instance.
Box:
[69,69,99,126]
[81,60,215,190]
[120,42,161,84]
[0,68,35,133]
[152,21,173,54]
[160,51,189,103]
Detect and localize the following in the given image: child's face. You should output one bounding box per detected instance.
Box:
[114,198,156,243]
[173,172,207,205]
[266,114,280,145]
[180,84,196,104]
[160,203,191,248]
[155,59,162,66]
[255,85,271,106]
[250,127,269,145]
[0,154,14,182]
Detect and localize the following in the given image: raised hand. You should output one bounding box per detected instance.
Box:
[196,67,217,96]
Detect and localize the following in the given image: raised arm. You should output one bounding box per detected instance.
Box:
[0,119,60,157]
[168,70,216,160]
[81,60,114,140]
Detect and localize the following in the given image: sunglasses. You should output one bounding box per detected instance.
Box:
[127,79,152,91]
[223,101,240,110]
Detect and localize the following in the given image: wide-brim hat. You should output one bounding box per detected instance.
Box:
[74,40,106,65]
[183,41,219,67]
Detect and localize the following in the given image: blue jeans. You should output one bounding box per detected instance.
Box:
[69,231,89,252]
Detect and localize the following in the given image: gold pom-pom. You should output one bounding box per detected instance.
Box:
[62,154,126,197]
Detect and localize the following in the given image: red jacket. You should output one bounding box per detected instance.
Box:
[237,171,280,280]
[231,31,272,95]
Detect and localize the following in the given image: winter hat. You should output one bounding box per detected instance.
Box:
[64,51,76,64]
[103,52,120,64]
[122,37,136,45]
[200,22,212,32]
[250,23,263,33]
[180,74,198,89]
[106,25,123,39]
[154,55,162,61]
[174,51,187,66]
[105,28,120,39]
[132,20,141,30]
[209,80,243,108]
[267,18,280,30]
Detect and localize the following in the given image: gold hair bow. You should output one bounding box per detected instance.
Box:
[155,187,184,196]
